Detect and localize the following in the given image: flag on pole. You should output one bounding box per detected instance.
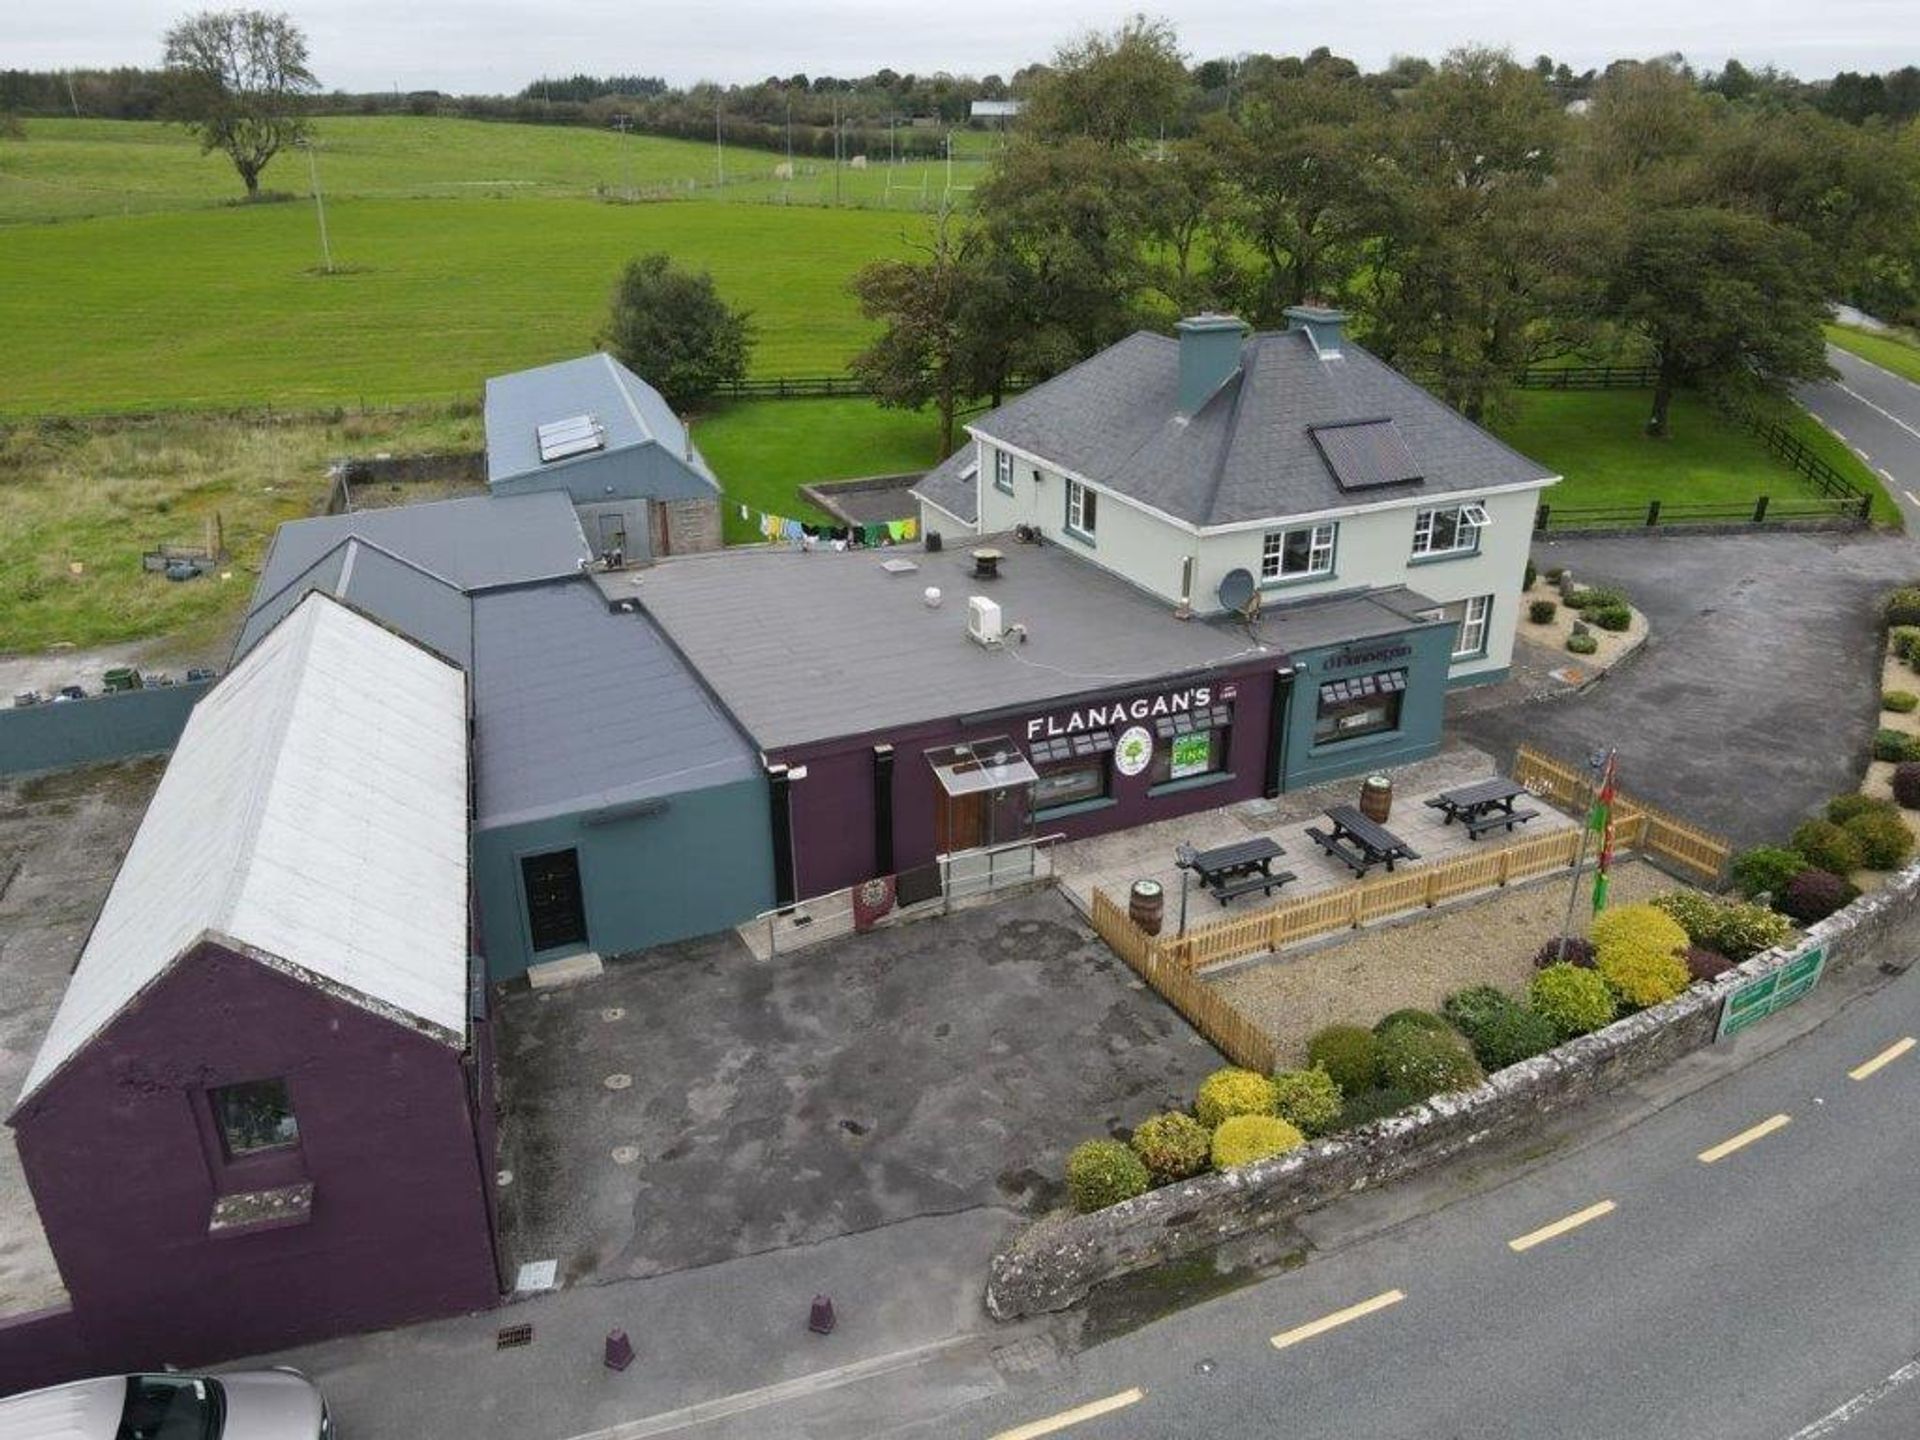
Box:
[1590,750,1618,913]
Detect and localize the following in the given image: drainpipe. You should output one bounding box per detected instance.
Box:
[1266,663,1297,798]
[767,762,796,909]
[872,744,895,874]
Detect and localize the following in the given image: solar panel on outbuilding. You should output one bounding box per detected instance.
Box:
[1309,419,1423,492]
[536,414,606,463]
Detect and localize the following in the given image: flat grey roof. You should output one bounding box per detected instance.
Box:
[484,352,718,489]
[969,328,1557,527]
[630,536,1436,751]
[471,578,761,830]
[248,492,591,621]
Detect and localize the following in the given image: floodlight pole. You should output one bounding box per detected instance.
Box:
[301,139,333,274]
[715,93,725,189]
[832,94,842,208]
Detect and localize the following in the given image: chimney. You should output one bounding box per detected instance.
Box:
[1175,314,1247,415]
[1285,304,1348,359]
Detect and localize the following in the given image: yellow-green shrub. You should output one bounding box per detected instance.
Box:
[1269,1067,1343,1137]
[1128,1112,1211,1186]
[1065,1139,1150,1213]
[1530,963,1618,1038]
[1590,903,1688,958]
[1195,1067,1278,1127]
[1210,1114,1306,1170]
[1597,943,1692,1009]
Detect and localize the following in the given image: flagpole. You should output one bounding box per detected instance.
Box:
[1555,748,1610,964]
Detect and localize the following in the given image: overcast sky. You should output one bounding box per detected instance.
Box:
[7,0,1915,94]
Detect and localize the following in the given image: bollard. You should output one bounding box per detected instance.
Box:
[604,1329,635,1371]
[807,1295,837,1335]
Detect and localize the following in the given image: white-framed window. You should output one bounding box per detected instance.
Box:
[1260,522,1337,582]
[1066,478,1097,539]
[1410,501,1490,559]
[1447,594,1493,659]
[993,448,1014,494]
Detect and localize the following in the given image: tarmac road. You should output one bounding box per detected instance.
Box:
[1800,346,1920,526]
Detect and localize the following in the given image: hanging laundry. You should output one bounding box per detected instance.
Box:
[738,504,750,521]
[886,519,910,543]
[782,518,805,542]
[900,517,917,542]
[761,512,784,541]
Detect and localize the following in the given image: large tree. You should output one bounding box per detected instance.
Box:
[849,213,988,454]
[161,9,317,196]
[1020,16,1194,147]
[601,253,754,410]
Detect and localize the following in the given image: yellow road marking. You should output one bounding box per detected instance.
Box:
[1850,1037,1916,1082]
[1697,1113,1792,1165]
[989,1388,1146,1440]
[1269,1289,1406,1351]
[1508,1199,1617,1252]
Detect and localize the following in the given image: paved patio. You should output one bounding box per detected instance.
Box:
[1053,743,1580,922]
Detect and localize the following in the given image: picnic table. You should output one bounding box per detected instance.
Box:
[1424,777,1541,840]
[1175,836,1297,906]
[1305,805,1420,878]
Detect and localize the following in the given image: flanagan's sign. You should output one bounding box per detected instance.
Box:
[1026,686,1214,741]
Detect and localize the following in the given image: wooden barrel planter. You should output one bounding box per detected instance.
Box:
[1129,879,1165,936]
[1360,773,1393,823]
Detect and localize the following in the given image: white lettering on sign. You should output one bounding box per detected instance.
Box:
[1025,686,1214,742]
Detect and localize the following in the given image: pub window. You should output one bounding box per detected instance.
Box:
[211,1078,299,1157]
[1410,502,1490,559]
[1260,522,1337,582]
[1149,704,1233,784]
[1029,731,1115,810]
[1313,668,1408,745]
[994,448,1015,494]
[1065,479,1098,540]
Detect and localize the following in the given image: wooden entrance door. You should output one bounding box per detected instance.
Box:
[934,787,987,855]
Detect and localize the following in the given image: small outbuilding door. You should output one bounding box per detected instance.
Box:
[521,848,587,955]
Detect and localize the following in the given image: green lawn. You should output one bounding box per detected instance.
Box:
[1490,388,1899,526]
[1825,323,1920,387]
[693,397,947,542]
[0,197,918,414]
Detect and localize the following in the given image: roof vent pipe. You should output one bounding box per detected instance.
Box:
[1175,314,1248,415]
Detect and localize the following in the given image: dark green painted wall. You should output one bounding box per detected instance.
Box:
[1279,623,1456,792]
[0,682,212,778]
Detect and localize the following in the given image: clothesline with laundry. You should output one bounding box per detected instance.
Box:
[733,501,918,551]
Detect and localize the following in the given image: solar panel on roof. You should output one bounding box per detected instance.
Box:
[1309,419,1423,492]
[536,414,606,464]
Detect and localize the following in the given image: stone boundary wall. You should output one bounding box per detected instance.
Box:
[985,859,1920,1319]
[327,453,485,514]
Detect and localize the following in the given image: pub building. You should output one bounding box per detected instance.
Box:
[634,305,1554,904]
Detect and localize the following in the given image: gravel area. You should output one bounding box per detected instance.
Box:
[1210,859,1680,1066]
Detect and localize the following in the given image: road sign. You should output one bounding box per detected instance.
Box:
[1717,944,1826,1041]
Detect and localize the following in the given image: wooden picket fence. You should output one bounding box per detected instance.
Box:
[1154,825,1588,975]
[1089,889,1277,1071]
[1511,745,1732,885]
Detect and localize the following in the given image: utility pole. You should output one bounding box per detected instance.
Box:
[714,92,725,189]
[785,94,793,204]
[832,94,841,208]
[612,114,633,200]
[301,138,333,274]
[64,70,80,116]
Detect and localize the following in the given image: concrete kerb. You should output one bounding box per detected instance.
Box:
[983,856,1920,1320]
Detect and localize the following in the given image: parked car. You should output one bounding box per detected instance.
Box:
[0,1369,330,1440]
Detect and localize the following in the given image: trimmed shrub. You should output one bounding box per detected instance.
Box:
[1894,762,1920,810]
[1530,963,1618,1038]
[1777,868,1859,924]
[1650,891,1792,961]
[1128,1112,1212,1187]
[1269,1067,1344,1138]
[1194,1067,1278,1127]
[1336,1086,1422,1130]
[1828,792,1898,826]
[1590,604,1633,632]
[1891,625,1920,662]
[1306,1025,1380,1095]
[1568,586,1627,612]
[1645,892,1721,945]
[1211,1114,1306,1170]
[1567,633,1599,656]
[1591,903,1690,959]
[1372,1008,1454,1039]
[1730,846,1809,900]
[1524,559,1538,590]
[1884,690,1919,714]
[1065,1139,1150,1213]
[1873,728,1920,763]
[1791,818,1864,876]
[1883,587,1920,629]
[1375,1024,1484,1100]
[1462,1003,1560,1071]
[1533,935,1597,969]
[1845,810,1914,869]
[1684,946,1735,982]
[1529,598,1558,624]
[1598,943,1692,1010]
[1442,984,1517,1033]
[1544,566,1565,583]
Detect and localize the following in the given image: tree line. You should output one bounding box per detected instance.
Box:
[845,22,1920,453]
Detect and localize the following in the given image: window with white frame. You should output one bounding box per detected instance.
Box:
[1410,502,1491,559]
[994,448,1014,494]
[1448,594,1493,658]
[1065,478,1098,539]
[1260,522,1337,582]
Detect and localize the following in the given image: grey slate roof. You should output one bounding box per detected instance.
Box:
[969,328,1556,527]
[632,536,1439,751]
[232,537,474,667]
[246,492,591,633]
[912,443,980,525]
[484,352,720,492]
[471,578,761,829]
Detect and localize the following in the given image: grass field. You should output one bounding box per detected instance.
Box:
[1490,388,1899,525]
[0,197,926,413]
[0,116,996,224]
[1826,323,1920,387]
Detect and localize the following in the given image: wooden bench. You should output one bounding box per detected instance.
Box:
[1464,807,1540,840]
[1208,868,1298,905]
[1304,825,1374,877]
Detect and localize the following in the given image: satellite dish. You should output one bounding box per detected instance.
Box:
[1218,567,1257,615]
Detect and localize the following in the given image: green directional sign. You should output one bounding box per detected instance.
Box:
[1717,944,1826,1041]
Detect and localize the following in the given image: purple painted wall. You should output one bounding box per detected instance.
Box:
[776,658,1283,898]
[7,941,499,1387]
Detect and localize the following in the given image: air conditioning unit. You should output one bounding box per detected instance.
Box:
[967,595,1004,646]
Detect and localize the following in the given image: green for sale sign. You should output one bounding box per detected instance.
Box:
[1717,944,1826,1041]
